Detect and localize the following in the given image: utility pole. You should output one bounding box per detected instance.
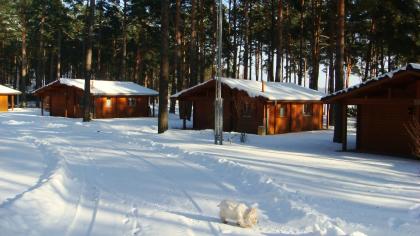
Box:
[214,0,223,145]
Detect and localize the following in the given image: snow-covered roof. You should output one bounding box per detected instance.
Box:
[171,77,325,101]
[0,85,21,95]
[33,78,158,96]
[323,63,420,101]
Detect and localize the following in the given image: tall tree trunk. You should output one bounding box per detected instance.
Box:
[56,30,62,79]
[226,0,232,76]
[285,2,291,82]
[298,0,304,85]
[243,0,249,80]
[198,0,205,82]
[255,41,260,81]
[333,0,345,142]
[121,0,128,80]
[189,0,197,86]
[380,40,385,74]
[49,49,54,84]
[170,0,184,113]
[175,0,183,92]
[211,0,217,78]
[158,0,170,133]
[134,45,142,84]
[20,19,28,105]
[83,0,95,122]
[365,18,375,80]
[36,13,46,89]
[310,0,321,90]
[232,0,238,78]
[275,0,283,82]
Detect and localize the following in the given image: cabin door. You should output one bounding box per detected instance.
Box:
[50,93,66,117]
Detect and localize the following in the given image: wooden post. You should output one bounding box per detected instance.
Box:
[326,104,330,129]
[182,101,186,129]
[64,90,68,117]
[152,97,155,117]
[341,103,347,151]
[263,104,266,133]
[274,102,277,134]
[356,104,360,150]
[41,96,44,116]
[11,95,14,111]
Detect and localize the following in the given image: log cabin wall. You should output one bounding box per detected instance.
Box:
[0,95,7,112]
[180,83,323,135]
[47,86,83,117]
[358,103,412,155]
[233,91,263,134]
[268,102,323,134]
[39,85,152,119]
[356,79,419,156]
[94,96,150,119]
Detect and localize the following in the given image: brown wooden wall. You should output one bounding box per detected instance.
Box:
[0,95,7,112]
[94,96,150,118]
[358,103,416,156]
[48,86,83,117]
[40,85,151,119]
[180,83,323,135]
[334,75,420,157]
[266,102,323,134]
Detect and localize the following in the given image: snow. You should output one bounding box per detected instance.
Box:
[172,78,325,101]
[323,63,420,100]
[409,63,420,70]
[33,78,159,96]
[0,85,21,95]
[1,109,420,236]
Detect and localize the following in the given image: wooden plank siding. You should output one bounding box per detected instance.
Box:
[322,66,420,157]
[0,95,8,112]
[358,103,413,155]
[37,85,152,119]
[178,83,323,135]
[94,96,150,118]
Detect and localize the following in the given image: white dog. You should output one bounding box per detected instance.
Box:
[218,200,258,228]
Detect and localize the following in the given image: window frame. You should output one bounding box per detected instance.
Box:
[128,97,137,107]
[105,97,112,108]
[278,104,287,118]
[303,103,313,116]
[241,101,253,118]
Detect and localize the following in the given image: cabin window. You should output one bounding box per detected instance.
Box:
[278,104,287,117]
[105,97,112,108]
[128,97,136,107]
[303,104,313,116]
[242,102,253,118]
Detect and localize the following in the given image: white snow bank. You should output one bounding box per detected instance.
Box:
[1,120,34,125]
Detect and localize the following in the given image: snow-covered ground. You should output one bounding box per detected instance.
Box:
[0,109,419,236]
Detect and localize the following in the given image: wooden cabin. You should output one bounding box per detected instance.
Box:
[0,85,21,112]
[171,78,325,135]
[33,78,158,119]
[322,63,420,157]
